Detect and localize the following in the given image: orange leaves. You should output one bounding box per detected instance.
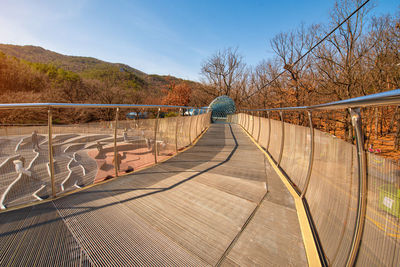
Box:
[161,82,192,106]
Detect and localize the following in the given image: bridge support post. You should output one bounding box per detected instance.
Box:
[175,108,181,153]
[48,108,56,198]
[301,111,315,197]
[154,108,160,164]
[346,108,367,267]
[278,111,284,165]
[113,107,120,177]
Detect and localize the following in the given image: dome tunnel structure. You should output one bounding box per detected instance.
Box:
[208,95,236,122]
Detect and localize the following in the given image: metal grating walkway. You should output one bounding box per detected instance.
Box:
[0,124,307,266]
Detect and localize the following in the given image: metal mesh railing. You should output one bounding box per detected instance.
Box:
[229,89,400,267]
[0,104,211,210]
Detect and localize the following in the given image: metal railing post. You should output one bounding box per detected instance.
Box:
[194,109,199,138]
[248,112,251,133]
[247,112,250,132]
[266,111,271,151]
[154,108,160,164]
[48,108,56,198]
[257,111,261,143]
[346,108,368,267]
[245,112,249,132]
[278,111,285,165]
[199,111,204,132]
[175,108,181,153]
[209,108,212,126]
[188,109,193,144]
[301,111,315,197]
[242,111,244,127]
[114,107,119,177]
[251,111,255,137]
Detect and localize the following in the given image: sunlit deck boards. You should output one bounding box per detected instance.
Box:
[0,124,307,266]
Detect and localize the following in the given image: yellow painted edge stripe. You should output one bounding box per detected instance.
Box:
[239,125,322,267]
[0,125,210,214]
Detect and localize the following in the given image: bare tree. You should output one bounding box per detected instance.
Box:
[313,0,373,141]
[270,23,320,123]
[200,47,248,103]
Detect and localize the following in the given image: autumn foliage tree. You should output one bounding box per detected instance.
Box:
[161,82,192,106]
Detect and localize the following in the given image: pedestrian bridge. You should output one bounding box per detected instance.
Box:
[0,91,400,266]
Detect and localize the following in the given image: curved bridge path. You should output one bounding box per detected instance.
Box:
[0,124,307,266]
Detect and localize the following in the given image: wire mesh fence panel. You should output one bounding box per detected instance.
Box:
[305,128,358,266]
[199,114,204,133]
[227,114,237,124]
[241,113,246,130]
[247,115,253,135]
[205,112,211,129]
[197,114,203,134]
[268,118,282,162]
[280,122,311,192]
[156,115,178,162]
[0,108,50,209]
[258,116,270,149]
[233,114,240,125]
[245,113,251,132]
[248,114,252,135]
[356,106,400,266]
[356,154,400,266]
[52,108,115,191]
[178,115,191,149]
[199,113,206,133]
[200,113,206,132]
[196,114,201,136]
[253,114,260,141]
[190,115,199,143]
[237,114,242,125]
[115,110,157,176]
[203,112,211,131]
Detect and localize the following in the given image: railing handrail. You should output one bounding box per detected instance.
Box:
[241,89,400,111]
[0,103,211,110]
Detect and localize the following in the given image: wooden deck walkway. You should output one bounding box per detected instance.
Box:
[0,124,307,266]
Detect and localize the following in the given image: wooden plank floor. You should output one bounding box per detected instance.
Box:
[0,124,307,266]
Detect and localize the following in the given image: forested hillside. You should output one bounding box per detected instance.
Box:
[0,44,212,123]
[0,44,208,106]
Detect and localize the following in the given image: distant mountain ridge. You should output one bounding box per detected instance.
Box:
[0,44,146,76]
[0,44,195,94]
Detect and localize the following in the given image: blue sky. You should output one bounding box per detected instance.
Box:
[0,0,398,81]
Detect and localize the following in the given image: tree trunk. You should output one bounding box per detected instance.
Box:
[388,106,399,134]
[394,119,400,150]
